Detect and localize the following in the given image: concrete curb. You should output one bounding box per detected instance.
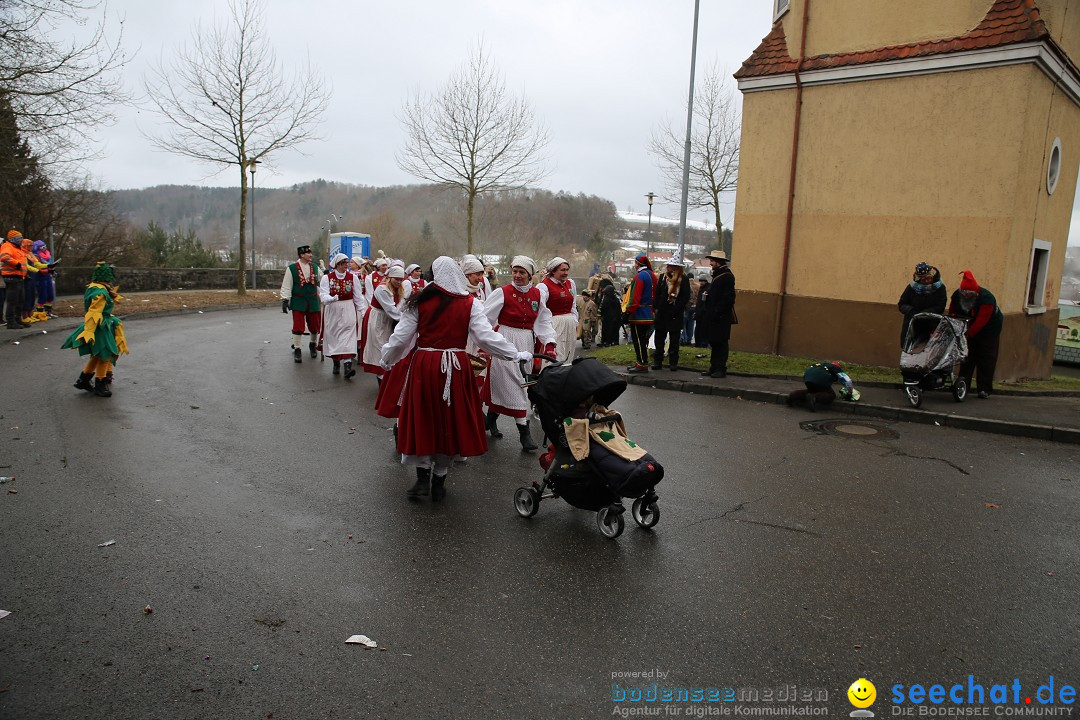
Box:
[620,372,1080,445]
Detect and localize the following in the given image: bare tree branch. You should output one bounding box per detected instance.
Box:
[142,0,329,293]
[396,41,550,254]
[649,63,739,249]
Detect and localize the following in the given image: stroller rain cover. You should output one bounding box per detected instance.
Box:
[900,313,968,374]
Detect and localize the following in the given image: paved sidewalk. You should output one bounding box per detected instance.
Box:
[614,366,1080,445]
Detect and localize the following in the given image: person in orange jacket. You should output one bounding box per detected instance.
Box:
[0,230,29,329]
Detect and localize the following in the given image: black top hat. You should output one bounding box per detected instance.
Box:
[296,245,312,256]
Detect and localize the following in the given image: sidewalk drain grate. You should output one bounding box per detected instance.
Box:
[800,419,899,440]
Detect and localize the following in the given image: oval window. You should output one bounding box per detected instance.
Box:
[1047,137,1062,195]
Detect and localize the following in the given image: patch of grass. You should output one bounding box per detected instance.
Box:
[585,342,1080,392]
[53,289,280,318]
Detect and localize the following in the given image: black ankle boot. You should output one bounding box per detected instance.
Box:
[407,467,430,498]
[486,410,503,438]
[344,360,355,379]
[332,360,340,375]
[309,342,318,359]
[431,474,446,501]
[103,371,114,385]
[518,421,538,451]
[74,372,94,392]
[293,346,302,363]
[651,350,662,370]
[93,378,112,397]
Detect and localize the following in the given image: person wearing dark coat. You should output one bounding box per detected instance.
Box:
[651,253,691,370]
[897,262,947,345]
[597,279,622,347]
[699,250,736,378]
[693,276,709,348]
[948,270,1003,398]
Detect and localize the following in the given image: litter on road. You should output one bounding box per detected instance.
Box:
[345,634,377,648]
[0,610,11,620]
[97,540,116,547]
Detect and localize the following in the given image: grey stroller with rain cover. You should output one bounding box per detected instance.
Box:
[513,357,663,539]
[900,312,969,408]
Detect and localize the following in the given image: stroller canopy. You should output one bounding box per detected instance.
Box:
[530,358,627,418]
[901,312,968,374]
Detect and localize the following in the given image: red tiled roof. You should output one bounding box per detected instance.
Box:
[735,0,1050,79]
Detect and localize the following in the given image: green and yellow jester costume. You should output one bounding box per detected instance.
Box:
[61,263,129,397]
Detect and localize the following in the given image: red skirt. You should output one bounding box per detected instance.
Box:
[375,349,413,419]
[397,349,488,458]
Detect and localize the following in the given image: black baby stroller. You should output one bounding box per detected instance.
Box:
[513,357,663,539]
[900,312,969,408]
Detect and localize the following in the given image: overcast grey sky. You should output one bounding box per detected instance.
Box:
[83,0,767,229]
[82,0,1080,245]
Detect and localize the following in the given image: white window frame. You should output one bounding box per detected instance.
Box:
[775,0,790,21]
[1025,239,1052,314]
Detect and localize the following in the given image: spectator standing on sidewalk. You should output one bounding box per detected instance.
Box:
[682,274,699,344]
[651,251,690,371]
[897,261,947,345]
[623,253,656,373]
[693,276,710,348]
[699,251,736,378]
[948,270,1003,398]
[597,278,622,347]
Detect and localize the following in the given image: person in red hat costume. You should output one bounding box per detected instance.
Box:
[948,270,1003,398]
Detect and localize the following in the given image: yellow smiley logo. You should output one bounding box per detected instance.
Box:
[848,678,877,709]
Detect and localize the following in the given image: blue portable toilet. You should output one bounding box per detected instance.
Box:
[328,232,371,263]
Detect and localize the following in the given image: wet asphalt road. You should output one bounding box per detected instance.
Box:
[1,307,1078,720]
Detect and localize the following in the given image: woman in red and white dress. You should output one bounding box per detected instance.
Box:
[405,263,426,295]
[319,253,368,379]
[538,256,578,364]
[482,255,556,450]
[360,264,405,376]
[381,256,532,500]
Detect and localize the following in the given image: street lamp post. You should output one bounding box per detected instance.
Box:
[645,192,656,258]
[676,0,702,261]
[249,159,260,289]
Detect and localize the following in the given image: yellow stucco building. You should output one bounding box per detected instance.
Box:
[732,0,1080,379]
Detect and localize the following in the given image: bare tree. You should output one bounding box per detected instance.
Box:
[397,42,551,255]
[143,0,328,293]
[0,0,128,165]
[649,63,739,252]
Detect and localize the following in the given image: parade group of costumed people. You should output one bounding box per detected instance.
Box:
[1,229,60,329]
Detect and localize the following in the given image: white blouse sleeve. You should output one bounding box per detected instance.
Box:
[484,286,505,326]
[280,266,293,300]
[318,274,334,303]
[536,282,550,308]
[374,285,403,321]
[469,299,521,360]
[533,301,556,346]
[381,306,418,367]
[352,285,368,314]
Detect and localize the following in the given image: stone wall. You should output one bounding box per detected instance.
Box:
[55,267,281,296]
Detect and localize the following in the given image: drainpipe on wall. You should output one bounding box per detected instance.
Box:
[771,0,811,355]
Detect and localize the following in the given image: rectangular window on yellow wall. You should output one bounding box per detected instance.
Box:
[1026,239,1051,313]
[775,0,790,20]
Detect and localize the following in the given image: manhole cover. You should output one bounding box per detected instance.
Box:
[800,419,898,439]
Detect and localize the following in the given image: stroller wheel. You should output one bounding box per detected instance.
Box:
[631,497,660,529]
[905,385,922,409]
[514,486,540,518]
[952,377,968,402]
[596,506,625,539]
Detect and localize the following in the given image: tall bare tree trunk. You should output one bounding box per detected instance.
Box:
[237,164,248,294]
[466,188,476,255]
[713,203,724,254]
